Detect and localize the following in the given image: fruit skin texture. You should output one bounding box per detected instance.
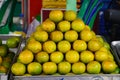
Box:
[35,51,49,63]
[42,20,55,32]
[80,50,94,63]
[50,51,64,63]
[33,30,48,42]
[50,30,63,42]
[72,62,86,74]
[27,40,42,54]
[49,10,63,22]
[102,60,117,73]
[11,62,26,76]
[95,50,108,62]
[65,50,79,63]
[18,49,34,64]
[43,41,56,53]
[80,30,93,42]
[65,30,78,42]
[64,10,77,21]
[57,20,71,32]
[27,62,42,75]
[87,61,101,74]
[57,40,71,53]
[73,40,87,52]
[43,62,57,75]
[58,61,71,75]
[88,40,102,52]
[71,19,85,32]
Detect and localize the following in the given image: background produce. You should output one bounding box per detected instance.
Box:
[0,36,20,73]
[11,10,119,76]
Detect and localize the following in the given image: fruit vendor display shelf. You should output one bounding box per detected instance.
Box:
[10,74,120,80]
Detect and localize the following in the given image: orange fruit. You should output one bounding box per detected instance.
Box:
[57,40,71,53]
[42,20,55,32]
[27,62,42,75]
[11,62,26,76]
[58,61,71,75]
[64,10,76,21]
[83,25,91,31]
[65,30,78,42]
[88,40,103,52]
[43,62,57,75]
[18,49,34,64]
[0,66,7,73]
[80,30,93,42]
[65,50,79,63]
[0,56,2,65]
[50,51,64,63]
[43,41,56,53]
[73,40,87,52]
[80,50,94,63]
[33,30,48,42]
[95,50,108,62]
[87,61,101,74]
[49,10,63,22]
[57,20,71,32]
[0,45,8,57]
[72,62,86,74]
[35,51,49,63]
[71,19,85,32]
[50,30,63,42]
[27,40,42,54]
[102,60,117,73]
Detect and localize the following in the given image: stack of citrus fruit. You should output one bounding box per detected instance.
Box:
[0,36,20,73]
[11,10,119,76]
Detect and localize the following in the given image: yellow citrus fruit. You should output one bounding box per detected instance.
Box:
[88,40,103,52]
[33,30,48,42]
[83,25,91,31]
[27,40,42,53]
[57,20,71,32]
[103,42,110,50]
[71,19,85,32]
[50,30,63,42]
[87,61,101,74]
[35,24,43,31]
[57,40,71,53]
[18,49,34,64]
[0,66,7,73]
[50,51,64,63]
[64,10,77,21]
[73,40,87,52]
[42,20,55,32]
[99,47,108,52]
[6,37,18,48]
[49,10,63,22]
[107,50,114,60]
[0,56,2,65]
[80,30,93,42]
[80,50,94,63]
[43,62,57,75]
[72,62,86,74]
[102,60,117,73]
[27,62,42,75]
[0,45,8,57]
[35,51,49,63]
[43,41,56,53]
[96,36,104,44]
[23,73,32,76]
[65,50,79,63]
[2,61,10,69]
[58,61,71,75]
[65,30,78,42]
[11,62,26,76]
[95,50,108,62]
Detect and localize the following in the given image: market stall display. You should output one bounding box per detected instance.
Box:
[9,10,120,80]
